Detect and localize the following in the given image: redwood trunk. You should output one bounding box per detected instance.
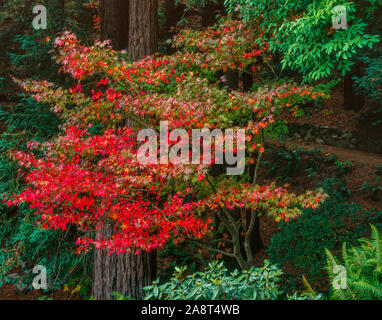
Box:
[225,70,239,91]
[93,224,156,300]
[242,68,253,92]
[128,0,158,61]
[201,0,225,27]
[94,0,158,300]
[201,2,216,27]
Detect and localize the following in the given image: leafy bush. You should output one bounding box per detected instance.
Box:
[0,95,61,147]
[326,225,382,300]
[354,55,382,129]
[362,165,382,201]
[263,145,324,184]
[225,0,381,82]
[0,209,92,292]
[143,260,283,300]
[0,95,91,293]
[1,0,94,84]
[268,178,382,285]
[158,241,206,276]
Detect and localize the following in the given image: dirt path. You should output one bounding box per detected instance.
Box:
[266,136,382,213]
[285,139,382,167]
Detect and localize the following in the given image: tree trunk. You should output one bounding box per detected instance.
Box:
[162,0,185,41]
[344,63,365,112]
[225,70,239,91]
[201,2,216,27]
[93,224,156,300]
[201,0,225,27]
[94,0,159,300]
[128,0,158,61]
[242,68,253,92]
[100,0,130,50]
[60,0,65,26]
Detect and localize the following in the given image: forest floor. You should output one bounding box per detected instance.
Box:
[0,268,82,300]
[0,283,81,300]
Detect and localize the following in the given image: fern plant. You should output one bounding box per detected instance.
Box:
[326,224,382,300]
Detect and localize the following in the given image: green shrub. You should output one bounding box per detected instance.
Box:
[0,95,91,293]
[158,241,207,277]
[268,178,382,285]
[143,260,283,300]
[263,145,324,184]
[1,0,94,84]
[354,55,382,129]
[0,209,92,292]
[225,0,381,82]
[326,225,382,300]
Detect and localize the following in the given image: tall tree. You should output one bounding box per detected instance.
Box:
[94,0,159,300]
[128,0,158,61]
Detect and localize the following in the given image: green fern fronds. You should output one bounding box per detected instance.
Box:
[326,225,382,300]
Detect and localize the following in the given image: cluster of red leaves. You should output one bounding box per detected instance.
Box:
[172,19,269,72]
[203,184,328,223]
[55,31,177,89]
[4,127,211,254]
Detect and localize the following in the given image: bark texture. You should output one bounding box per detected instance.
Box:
[242,68,253,92]
[128,0,158,61]
[94,0,159,301]
[100,0,130,50]
[93,224,157,300]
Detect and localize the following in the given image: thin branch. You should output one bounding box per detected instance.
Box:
[253,128,264,185]
[188,240,235,258]
[244,209,256,265]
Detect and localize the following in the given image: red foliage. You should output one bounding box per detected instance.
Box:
[4,127,211,254]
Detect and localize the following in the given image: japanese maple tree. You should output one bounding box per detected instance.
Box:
[5,19,329,271]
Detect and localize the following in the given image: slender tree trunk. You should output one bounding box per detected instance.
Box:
[100,0,130,50]
[242,68,253,92]
[344,63,365,112]
[245,211,263,254]
[201,0,225,27]
[128,0,158,61]
[225,70,239,91]
[94,0,159,300]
